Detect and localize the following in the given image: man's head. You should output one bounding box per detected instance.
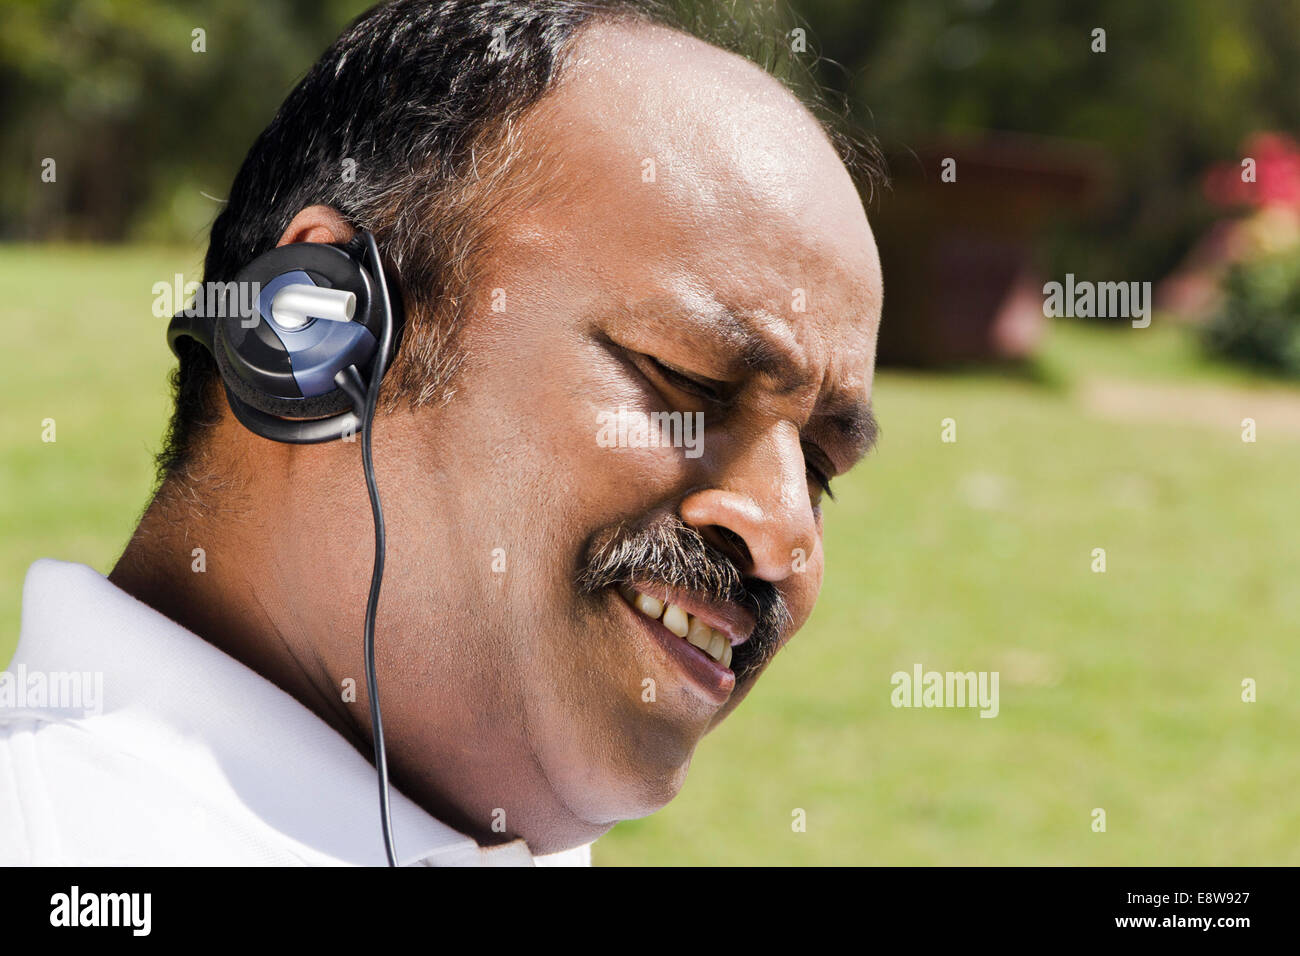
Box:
[138,0,883,854]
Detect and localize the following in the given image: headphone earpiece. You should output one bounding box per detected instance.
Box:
[167,231,403,444]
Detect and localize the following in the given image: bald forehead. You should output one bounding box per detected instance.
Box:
[560,20,822,132]
[543,20,859,228]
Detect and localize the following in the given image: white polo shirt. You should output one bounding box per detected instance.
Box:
[0,559,592,867]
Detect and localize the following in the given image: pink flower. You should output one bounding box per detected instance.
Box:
[1203,133,1300,210]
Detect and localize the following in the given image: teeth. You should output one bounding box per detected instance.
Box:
[662,604,689,638]
[686,615,712,650]
[623,587,735,670]
[633,592,664,619]
[706,633,726,662]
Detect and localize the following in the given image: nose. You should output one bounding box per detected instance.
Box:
[678,427,817,582]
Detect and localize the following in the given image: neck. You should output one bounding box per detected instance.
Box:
[109,480,369,755]
[110,462,600,855]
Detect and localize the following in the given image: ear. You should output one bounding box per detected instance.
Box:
[278,205,355,247]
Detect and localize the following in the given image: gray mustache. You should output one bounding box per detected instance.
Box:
[577,513,790,681]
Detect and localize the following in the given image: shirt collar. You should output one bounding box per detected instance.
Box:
[11,558,543,866]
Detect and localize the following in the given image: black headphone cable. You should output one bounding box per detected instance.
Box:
[334,229,399,867]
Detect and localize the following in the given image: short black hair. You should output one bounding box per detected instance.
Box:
[158,0,882,486]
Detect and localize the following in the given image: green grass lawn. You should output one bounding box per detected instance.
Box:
[3,243,1298,864]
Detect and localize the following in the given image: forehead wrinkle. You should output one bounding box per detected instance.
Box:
[694,302,810,394]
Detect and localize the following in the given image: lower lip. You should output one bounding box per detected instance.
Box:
[612,591,735,705]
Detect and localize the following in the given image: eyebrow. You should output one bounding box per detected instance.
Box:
[710,310,808,394]
[820,398,880,465]
[691,302,880,465]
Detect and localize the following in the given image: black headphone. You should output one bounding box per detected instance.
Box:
[167,229,406,866]
[167,230,403,443]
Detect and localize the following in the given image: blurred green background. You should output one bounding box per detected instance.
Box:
[3,0,1298,864]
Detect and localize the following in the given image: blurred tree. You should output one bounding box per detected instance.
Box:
[792,0,1300,282]
[0,0,371,240]
[3,0,1298,288]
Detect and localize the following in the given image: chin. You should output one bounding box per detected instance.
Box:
[510,765,688,856]
[536,732,697,844]
[599,750,696,821]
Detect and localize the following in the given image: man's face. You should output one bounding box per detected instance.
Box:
[358,23,881,848]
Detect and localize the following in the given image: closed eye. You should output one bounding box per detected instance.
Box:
[635,352,730,405]
[804,452,836,504]
[625,344,836,505]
